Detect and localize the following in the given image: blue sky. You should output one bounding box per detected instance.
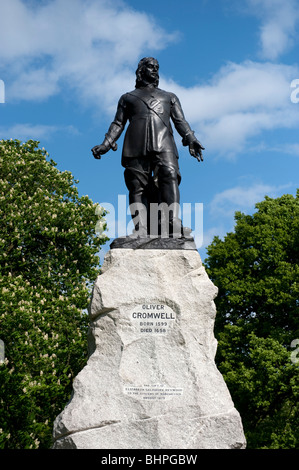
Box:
[0,0,298,262]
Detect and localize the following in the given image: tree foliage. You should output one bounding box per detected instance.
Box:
[0,139,108,448]
[204,191,299,448]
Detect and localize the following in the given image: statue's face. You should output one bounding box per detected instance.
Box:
[142,59,159,84]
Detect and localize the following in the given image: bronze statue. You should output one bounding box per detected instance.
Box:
[92,57,204,238]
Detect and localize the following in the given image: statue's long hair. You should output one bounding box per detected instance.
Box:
[135,57,159,88]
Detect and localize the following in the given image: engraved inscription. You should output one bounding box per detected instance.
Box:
[124,384,183,400]
[130,303,176,335]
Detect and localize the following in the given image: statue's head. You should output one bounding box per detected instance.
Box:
[135,57,159,88]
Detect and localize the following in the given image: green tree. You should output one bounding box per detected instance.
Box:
[0,139,108,448]
[204,191,299,448]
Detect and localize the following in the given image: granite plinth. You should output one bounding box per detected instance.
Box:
[52,248,246,449]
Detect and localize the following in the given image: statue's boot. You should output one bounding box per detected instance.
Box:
[157,165,184,238]
[128,197,149,238]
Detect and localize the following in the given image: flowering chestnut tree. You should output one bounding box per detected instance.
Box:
[0,139,108,448]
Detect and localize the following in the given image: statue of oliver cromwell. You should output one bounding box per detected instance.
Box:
[92,57,204,238]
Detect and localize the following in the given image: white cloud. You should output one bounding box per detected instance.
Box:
[0,0,177,108]
[1,0,299,157]
[198,181,295,254]
[202,224,227,248]
[246,0,299,60]
[0,123,78,141]
[282,143,299,156]
[253,142,299,156]
[209,182,293,219]
[9,69,60,102]
[200,181,296,253]
[161,60,299,156]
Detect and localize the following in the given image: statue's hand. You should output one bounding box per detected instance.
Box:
[189,140,205,162]
[91,144,109,160]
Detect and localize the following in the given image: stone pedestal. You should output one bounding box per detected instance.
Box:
[52,247,246,449]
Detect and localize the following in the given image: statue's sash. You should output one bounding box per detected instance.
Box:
[127,89,170,130]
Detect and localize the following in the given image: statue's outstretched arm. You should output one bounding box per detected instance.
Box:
[171,94,205,162]
[92,96,127,159]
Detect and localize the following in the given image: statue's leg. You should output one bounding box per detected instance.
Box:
[153,153,182,237]
[124,163,150,237]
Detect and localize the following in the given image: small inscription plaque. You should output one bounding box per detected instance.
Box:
[130,303,176,335]
[124,384,183,400]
